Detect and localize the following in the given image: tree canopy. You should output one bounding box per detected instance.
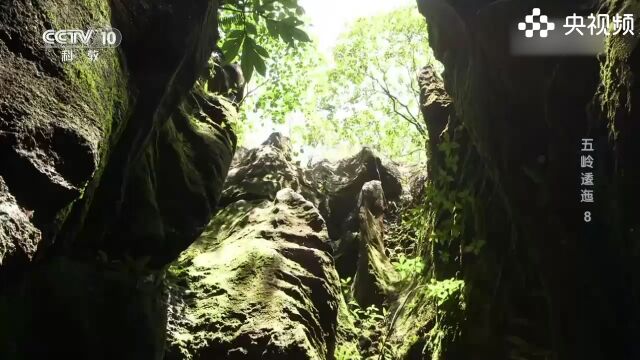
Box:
[219,5,442,164]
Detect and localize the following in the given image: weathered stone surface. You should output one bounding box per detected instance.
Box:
[315,148,402,233]
[352,181,398,308]
[222,133,301,205]
[92,63,240,267]
[308,148,403,277]
[0,1,239,359]
[0,176,41,269]
[166,189,340,359]
[166,134,343,359]
[419,66,451,174]
[0,0,236,267]
[0,0,127,234]
[416,0,640,358]
[58,0,237,266]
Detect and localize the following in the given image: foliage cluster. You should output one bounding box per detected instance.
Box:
[392,254,425,281]
[296,7,442,163]
[424,278,466,359]
[403,127,484,274]
[338,277,393,359]
[218,0,311,82]
[335,342,360,360]
[220,4,442,163]
[240,38,321,129]
[310,8,437,153]
[339,277,387,332]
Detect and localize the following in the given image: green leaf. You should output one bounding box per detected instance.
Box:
[228,29,246,39]
[241,39,257,82]
[280,0,297,8]
[221,36,244,62]
[254,55,267,76]
[279,25,294,45]
[266,19,279,37]
[245,22,258,35]
[291,27,310,42]
[254,43,270,58]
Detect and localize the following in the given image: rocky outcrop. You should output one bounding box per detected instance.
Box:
[0,1,125,234]
[57,2,239,266]
[352,181,398,307]
[311,148,402,238]
[416,0,640,358]
[0,177,40,273]
[0,0,239,269]
[418,66,452,174]
[166,135,342,359]
[0,1,241,358]
[85,62,240,267]
[166,190,340,359]
[222,133,302,204]
[309,148,403,278]
[163,133,410,359]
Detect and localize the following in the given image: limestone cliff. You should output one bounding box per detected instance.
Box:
[165,134,407,359]
[0,1,241,358]
[413,0,640,358]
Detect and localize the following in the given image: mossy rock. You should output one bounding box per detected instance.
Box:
[0,0,128,233]
[166,189,342,359]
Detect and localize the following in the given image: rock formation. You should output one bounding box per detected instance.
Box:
[352,180,399,308]
[414,0,640,358]
[0,0,405,352]
[308,148,403,278]
[165,135,342,359]
[165,134,407,359]
[0,177,40,272]
[3,0,636,358]
[0,1,241,358]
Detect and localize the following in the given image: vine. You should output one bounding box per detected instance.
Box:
[404,125,483,276]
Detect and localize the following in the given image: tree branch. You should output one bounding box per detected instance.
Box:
[368,72,426,137]
[238,78,270,106]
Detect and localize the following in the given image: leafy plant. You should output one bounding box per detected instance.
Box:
[426,278,465,308]
[240,35,321,126]
[425,278,466,359]
[402,126,479,273]
[229,6,443,164]
[218,0,311,82]
[392,254,425,280]
[340,277,386,332]
[335,342,360,360]
[339,277,393,358]
[349,301,386,330]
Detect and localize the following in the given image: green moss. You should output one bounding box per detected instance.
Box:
[45,0,128,150]
[380,278,465,360]
[166,196,337,358]
[424,279,465,359]
[598,36,633,137]
[596,0,640,138]
[40,0,129,228]
[335,342,360,360]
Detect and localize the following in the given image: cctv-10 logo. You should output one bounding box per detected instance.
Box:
[42,28,122,48]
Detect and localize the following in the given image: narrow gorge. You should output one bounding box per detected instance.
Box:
[1,0,639,359]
